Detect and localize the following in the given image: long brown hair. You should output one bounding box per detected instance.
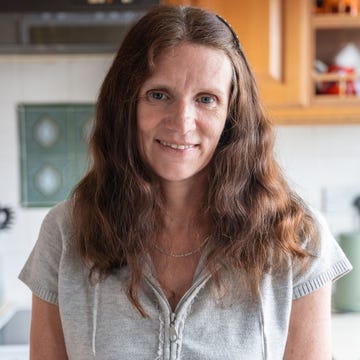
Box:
[72,5,318,315]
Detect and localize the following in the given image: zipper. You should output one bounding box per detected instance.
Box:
[173,272,212,312]
[144,271,212,359]
[169,312,178,360]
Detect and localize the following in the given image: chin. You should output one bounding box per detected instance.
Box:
[154,167,208,184]
[158,174,195,183]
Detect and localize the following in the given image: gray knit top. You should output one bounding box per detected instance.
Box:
[19,201,352,359]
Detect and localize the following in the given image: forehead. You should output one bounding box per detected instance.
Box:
[143,42,233,91]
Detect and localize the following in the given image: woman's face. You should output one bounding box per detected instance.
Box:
[137,42,233,184]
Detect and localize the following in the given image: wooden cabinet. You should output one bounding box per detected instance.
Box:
[311,14,360,102]
[164,0,360,124]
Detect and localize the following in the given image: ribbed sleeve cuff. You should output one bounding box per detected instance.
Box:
[18,271,59,305]
[293,259,353,299]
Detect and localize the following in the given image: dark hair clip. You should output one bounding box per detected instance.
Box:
[216,14,241,51]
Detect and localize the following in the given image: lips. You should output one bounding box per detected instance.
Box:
[157,139,198,150]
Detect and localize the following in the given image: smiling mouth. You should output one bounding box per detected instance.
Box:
[157,140,198,150]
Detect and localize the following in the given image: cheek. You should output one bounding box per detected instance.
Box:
[137,104,162,134]
[205,114,227,142]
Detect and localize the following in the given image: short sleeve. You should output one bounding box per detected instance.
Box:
[292,211,353,300]
[18,201,71,305]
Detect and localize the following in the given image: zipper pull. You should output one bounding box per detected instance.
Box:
[170,313,178,342]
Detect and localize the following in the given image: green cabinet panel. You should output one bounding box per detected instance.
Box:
[18,104,95,207]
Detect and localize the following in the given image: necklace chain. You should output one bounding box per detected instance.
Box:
[152,237,209,258]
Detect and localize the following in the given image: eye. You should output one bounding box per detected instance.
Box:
[147,91,168,101]
[198,95,216,105]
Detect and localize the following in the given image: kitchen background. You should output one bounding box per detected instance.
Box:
[0,0,360,358]
[3,58,360,304]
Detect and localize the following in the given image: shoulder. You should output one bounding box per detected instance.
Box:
[307,207,340,257]
[40,199,75,247]
[44,199,73,225]
[19,199,76,305]
[292,207,352,299]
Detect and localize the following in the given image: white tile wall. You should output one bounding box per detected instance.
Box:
[0,54,359,309]
[275,125,360,234]
[0,54,113,306]
[67,57,113,101]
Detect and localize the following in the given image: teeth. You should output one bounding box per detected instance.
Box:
[159,140,195,150]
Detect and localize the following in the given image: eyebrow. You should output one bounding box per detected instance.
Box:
[141,85,172,93]
[141,83,228,98]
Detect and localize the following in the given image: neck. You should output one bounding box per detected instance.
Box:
[160,174,208,231]
[153,173,210,254]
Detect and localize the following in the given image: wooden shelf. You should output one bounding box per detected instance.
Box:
[310,6,360,117]
[312,95,360,103]
[269,104,360,125]
[312,73,359,98]
[313,14,360,28]
[312,72,360,81]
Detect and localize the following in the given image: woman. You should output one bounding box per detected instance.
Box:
[20,5,351,359]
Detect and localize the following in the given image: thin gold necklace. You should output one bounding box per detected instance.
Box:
[152,237,209,258]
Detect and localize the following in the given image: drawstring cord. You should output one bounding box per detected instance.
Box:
[92,282,100,357]
[258,295,268,360]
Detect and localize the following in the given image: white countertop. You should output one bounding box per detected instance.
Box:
[332,312,360,360]
[0,303,30,360]
[0,303,17,329]
[0,346,29,360]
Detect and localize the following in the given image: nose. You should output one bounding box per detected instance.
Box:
[165,99,196,134]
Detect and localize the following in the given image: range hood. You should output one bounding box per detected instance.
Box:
[0,0,160,54]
